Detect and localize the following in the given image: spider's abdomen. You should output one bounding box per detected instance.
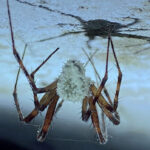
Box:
[57,60,91,102]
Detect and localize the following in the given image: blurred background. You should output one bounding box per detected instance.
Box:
[0,0,150,149]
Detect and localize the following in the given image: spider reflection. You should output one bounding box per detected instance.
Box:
[16,0,150,48]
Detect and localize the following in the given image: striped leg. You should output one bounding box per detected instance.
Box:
[91,84,120,125]
[37,95,59,142]
[93,36,111,104]
[82,97,91,121]
[110,36,122,111]
[12,43,57,123]
[7,0,59,108]
[88,97,106,144]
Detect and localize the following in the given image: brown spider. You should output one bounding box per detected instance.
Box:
[7,0,122,144]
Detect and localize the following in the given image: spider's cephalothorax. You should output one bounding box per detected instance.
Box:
[7,0,122,144]
[57,60,91,102]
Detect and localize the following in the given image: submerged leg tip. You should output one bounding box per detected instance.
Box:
[37,129,47,142]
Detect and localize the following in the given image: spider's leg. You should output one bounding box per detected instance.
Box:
[7,0,40,107]
[23,108,39,122]
[110,36,122,111]
[37,94,59,142]
[88,97,106,144]
[13,44,57,122]
[82,97,91,121]
[91,85,113,112]
[91,85,120,125]
[103,88,113,105]
[83,85,116,123]
[83,48,113,105]
[39,82,57,111]
[13,44,29,121]
[12,44,39,123]
[23,89,57,123]
[97,97,120,125]
[93,36,110,104]
[30,48,59,79]
[83,49,113,107]
[7,0,59,108]
[14,75,56,123]
[12,44,40,122]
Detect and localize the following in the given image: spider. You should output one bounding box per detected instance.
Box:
[7,0,122,144]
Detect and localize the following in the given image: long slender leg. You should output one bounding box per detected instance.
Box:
[37,95,59,142]
[30,48,59,79]
[7,0,39,106]
[91,84,113,112]
[83,48,114,108]
[93,36,111,104]
[12,44,40,123]
[83,48,113,105]
[82,50,103,122]
[15,89,57,123]
[13,44,29,121]
[91,84,119,125]
[28,47,59,94]
[88,97,105,144]
[82,47,116,124]
[14,80,56,123]
[13,44,57,122]
[39,88,57,111]
[86,36,120,125]
[97,98,120,125]
[87,53,108,138]
[83,49,112,137]
[82,81,113,122]
[7,0,59,107]
[110,36,122,111]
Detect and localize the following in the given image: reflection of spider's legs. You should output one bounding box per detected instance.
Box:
[35,31,84,43]
[112,32,150,41]
[87,39,92,49]
[86,35,95,49]
[37,94,59,142]
[123,17,139,27]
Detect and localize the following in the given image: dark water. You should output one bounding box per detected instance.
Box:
[0,104,150,150]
